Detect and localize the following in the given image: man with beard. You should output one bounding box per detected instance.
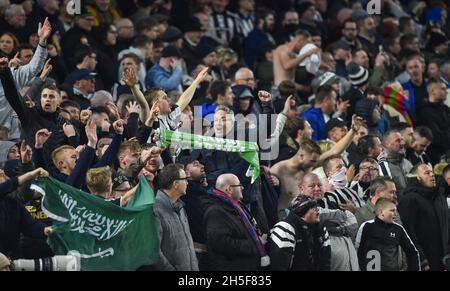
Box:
[331,18,363,53]
[406,126,433,168]
[356,14,378,61]
[349,134,383,167]
[349,158,380,203]
[181,159,209,270]
[244,8,276,69]
[399,164,450,271]
[380,129,413,195]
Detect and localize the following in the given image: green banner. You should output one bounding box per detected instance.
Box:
[31,176,159,271]
[160,129,260,183]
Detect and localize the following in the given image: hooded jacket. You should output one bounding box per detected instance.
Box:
[398,179,450,270]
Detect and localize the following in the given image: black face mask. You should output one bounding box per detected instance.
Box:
[284,24,299,35]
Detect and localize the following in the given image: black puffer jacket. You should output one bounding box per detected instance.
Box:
[398,179,450,270]
[202,191,261,271]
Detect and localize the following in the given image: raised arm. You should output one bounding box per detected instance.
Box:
[123,68,150,123]
[12,18,51,87]
[176,67,209,112]
[281,47,320,71]
[318,115,363,163]
[0,59,28,121]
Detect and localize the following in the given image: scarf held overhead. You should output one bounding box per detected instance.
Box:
[160,129,260,183]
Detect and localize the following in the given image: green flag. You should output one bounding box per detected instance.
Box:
[160,129,260,183]
[31,176,159,271]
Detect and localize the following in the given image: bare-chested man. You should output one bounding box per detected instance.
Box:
[273,29,320,89]
[271,115,363,213]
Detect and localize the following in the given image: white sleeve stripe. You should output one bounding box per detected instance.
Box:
[270,233,296,249]
[272,227,295,242]
[393,222,421,270]
[355,219,375,250]
[275,221,296,236]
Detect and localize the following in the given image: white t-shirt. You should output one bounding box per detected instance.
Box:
[298,43,321,74]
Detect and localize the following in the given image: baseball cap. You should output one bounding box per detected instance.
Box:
[325,117,347,133]
[69,69,97,83]
[311,72,340,93]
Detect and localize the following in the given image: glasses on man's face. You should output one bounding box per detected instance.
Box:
[230,184,244,189]
[360,166,379,172]
[176,176,190,182]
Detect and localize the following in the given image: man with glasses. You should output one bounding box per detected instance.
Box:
[349,158,380,203]
[336,18,363,53]
[203,173,267,271]
[234,67,255,90]
[154,163,198,271]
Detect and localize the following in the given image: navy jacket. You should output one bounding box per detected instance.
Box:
[0,177,46,259]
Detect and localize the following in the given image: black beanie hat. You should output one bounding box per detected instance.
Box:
[291,195,318,218]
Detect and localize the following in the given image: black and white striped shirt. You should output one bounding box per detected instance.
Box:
[348,181,371,203]
[206,9,237,46]
[232,12,254,38]
[324,186,365,209]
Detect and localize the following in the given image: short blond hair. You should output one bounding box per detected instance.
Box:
[52,145,75,170]
[86,166,112,195]
[375,198,395,216]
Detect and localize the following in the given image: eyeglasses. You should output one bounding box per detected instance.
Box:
[230,184,244,189]
[176,176,190,182]
[360,166,379,171]
[238,78,254,82]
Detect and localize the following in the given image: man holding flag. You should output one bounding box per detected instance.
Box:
[30,175,160,271]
